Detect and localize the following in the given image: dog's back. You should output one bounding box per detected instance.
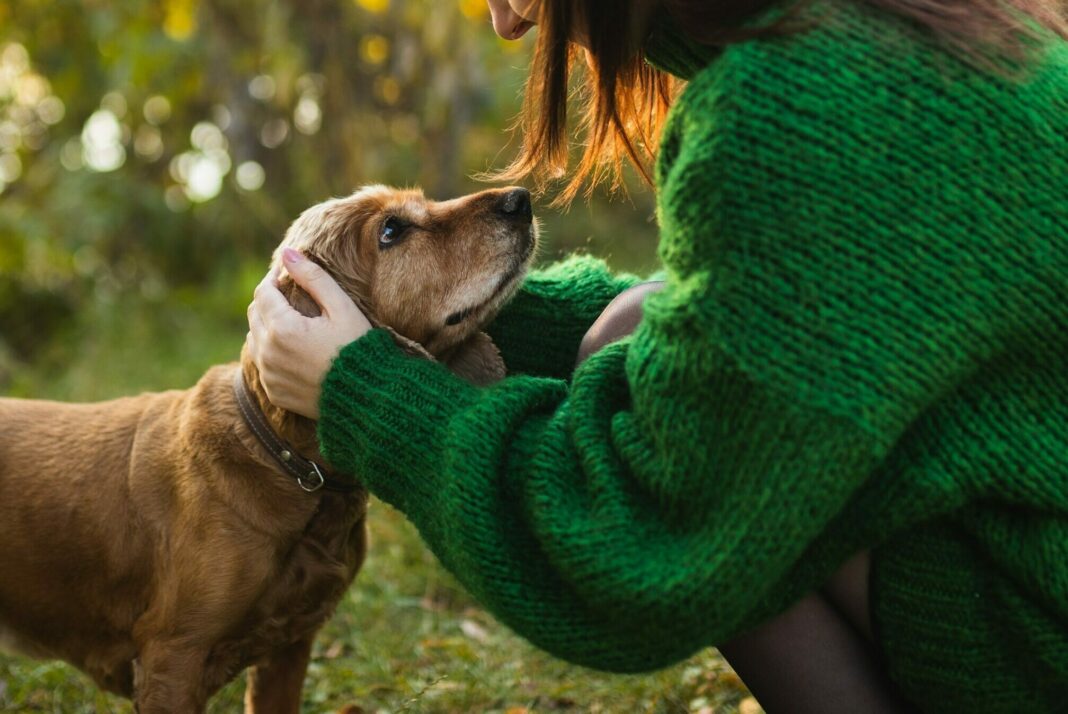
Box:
[0,372,369,705]
[0,391,180,693]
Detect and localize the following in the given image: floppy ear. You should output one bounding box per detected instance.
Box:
[380,325,435,362]
[276,274,323,318]
[376,326,503,386]
[443,331,506,386]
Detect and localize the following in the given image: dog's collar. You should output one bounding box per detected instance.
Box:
[232,370,357,495]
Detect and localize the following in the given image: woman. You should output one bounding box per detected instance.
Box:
[247,0,1068,710]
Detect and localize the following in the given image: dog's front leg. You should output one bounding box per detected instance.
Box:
[133,639,210,714]
[243,637,314,714]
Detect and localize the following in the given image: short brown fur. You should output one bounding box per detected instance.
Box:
[0,185,537,713]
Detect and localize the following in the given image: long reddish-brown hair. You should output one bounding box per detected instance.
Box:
[495,0,1068,205]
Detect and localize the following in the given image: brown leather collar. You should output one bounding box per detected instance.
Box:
[232,370,358,495]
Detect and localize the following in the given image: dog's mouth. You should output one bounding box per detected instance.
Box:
[444,259,525,327]
[445,238,535,328]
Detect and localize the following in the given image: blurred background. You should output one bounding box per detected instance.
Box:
[0,0,753,711]
[0,0,661,400]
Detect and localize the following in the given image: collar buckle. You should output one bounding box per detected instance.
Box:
[298,463,326,493]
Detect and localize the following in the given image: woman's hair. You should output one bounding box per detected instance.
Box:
[495,0,1068,205]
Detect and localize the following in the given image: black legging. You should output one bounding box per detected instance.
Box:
[719,552,919,713]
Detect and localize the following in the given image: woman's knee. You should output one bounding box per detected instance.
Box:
[576,281,665,366]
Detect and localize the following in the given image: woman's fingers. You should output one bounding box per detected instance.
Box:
[252,265,291,319]
[281,248,358,320]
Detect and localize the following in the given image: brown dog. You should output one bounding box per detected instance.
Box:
[0,185,538,713]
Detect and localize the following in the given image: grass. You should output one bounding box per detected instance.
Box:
[0,279,758,714]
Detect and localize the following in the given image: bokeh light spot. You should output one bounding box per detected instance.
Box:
[236,161,265,191]
[0,153,22,183]
[81,109,126,172]
[459,0,488,20]
[163,0,198,40]
[36,96,65,125]
[354,0,390,14]
[185,154,225,202]
[101,91,127,119]
[143,95,172,125]
[375,76,401,105]
[248,75,276,102]
[360,35,390,65]
[294,96,322,135]
[260,118,289,149]
[134,125,164,162]
[191,121,226,152]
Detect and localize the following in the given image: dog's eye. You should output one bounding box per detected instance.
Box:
[380,217,407,248]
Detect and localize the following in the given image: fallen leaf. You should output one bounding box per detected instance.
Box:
[720,670,745,688]
[460,619,490,644]
[738,696,763,714]
[420,595,447,612]
[505,708,529,714]
[324,640,345,659]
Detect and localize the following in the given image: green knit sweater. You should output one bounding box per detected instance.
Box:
[319,0,1068,709]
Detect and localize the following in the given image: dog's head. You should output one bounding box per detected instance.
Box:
[272,184,538,385]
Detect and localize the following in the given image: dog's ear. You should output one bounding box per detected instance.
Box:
[276,251,369,320]
[380,326,435,361]
[443,331,506,386]
[276,274,322,318]
[377,327,503,386]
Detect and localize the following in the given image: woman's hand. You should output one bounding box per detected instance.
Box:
[247,248,372,419]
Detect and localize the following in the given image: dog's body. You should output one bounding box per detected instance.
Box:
[0,185,536,713]
[0,361,369,712]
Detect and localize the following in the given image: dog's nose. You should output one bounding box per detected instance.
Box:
[496,188,533,223]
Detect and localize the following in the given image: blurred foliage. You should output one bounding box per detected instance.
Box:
[0,0,659,391]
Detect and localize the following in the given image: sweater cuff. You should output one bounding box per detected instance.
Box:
[317,328,479,513]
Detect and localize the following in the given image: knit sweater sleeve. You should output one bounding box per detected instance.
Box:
[320,325,891,672]
[484,255,643,379]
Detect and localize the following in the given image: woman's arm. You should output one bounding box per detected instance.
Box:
[316,278,894,672]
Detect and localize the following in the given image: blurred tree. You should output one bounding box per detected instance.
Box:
[0,0,656,390]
